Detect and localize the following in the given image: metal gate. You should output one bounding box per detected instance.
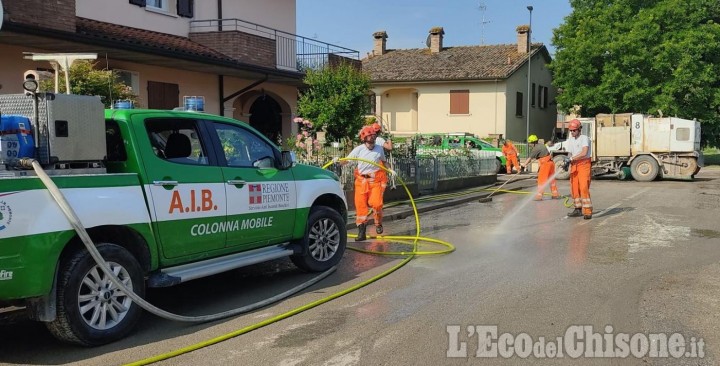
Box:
[416,156,437,192]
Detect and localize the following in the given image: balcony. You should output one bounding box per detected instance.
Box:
[189,19,359,72]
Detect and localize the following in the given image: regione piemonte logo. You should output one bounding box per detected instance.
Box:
[249,184,262,204]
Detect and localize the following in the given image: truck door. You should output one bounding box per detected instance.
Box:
[668,117,696,153]
[207,121,297,251]
[140,116,227,259]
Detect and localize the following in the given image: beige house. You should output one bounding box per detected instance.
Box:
[362,26,557,143]
[0,0,358,143]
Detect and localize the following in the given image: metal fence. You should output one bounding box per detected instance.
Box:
[297,153,497,193]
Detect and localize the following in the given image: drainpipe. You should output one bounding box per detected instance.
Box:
[218,75,224,116]
[494,79,498,135]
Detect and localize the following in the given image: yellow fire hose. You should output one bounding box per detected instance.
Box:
[126,157,453,365]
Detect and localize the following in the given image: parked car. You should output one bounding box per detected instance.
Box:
[415,133,506,173]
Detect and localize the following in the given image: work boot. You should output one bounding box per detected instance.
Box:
[567,208,583,217]
[376,224,384,234]
[356,223,367,241]
[584,214,592,220]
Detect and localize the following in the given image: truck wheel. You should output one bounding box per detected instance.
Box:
[291,206,347,272]
[552,155,570,180]
[630,155,659,182]
[47,243,145,346]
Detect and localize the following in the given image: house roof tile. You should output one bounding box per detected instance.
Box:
[76,17,234,62]
[362,44,543,82]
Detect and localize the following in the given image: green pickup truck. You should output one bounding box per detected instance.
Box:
[415,133,506,173]
[0,93,347,345]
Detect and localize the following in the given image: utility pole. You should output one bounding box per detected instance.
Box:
[526,6,533,151]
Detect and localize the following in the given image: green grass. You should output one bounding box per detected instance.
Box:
[704,147,720,166]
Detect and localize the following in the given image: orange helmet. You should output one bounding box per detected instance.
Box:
[359,126,376,140]
[371,122,382,132]
[568,119,581,130]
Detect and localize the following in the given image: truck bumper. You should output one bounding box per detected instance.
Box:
[0,231,68,301]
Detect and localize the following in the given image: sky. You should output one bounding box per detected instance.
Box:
[297,0,573,58]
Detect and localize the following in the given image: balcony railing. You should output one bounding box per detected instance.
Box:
[190,19,359,72]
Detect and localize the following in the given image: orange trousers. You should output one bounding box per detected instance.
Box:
[536,155,559,200]
[505,154,520,174]
[570,158,592,215]
[354,170,387,225]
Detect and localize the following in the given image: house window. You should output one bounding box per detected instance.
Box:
[366,93,376,115]
[114,69,140,96]
[449,90,469,115]
[516,92,523,117]
[531,83,536,107]
[146,0,169,11]
[542,86,549,109]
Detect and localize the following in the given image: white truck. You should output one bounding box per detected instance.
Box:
[550,113,703,181]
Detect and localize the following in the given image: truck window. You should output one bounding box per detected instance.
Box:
[212,122,276,168]
[105,120,127,162]
[676,127,690,141]
[145,118,209,165]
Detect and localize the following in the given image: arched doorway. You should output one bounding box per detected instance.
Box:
[249,96,282,143]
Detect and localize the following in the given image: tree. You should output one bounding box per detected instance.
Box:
[551,0,720,147]
[39,60,137,108]
[296,62,372,142]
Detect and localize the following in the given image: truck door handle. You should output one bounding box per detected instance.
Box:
[227,180,247,185]
[153,180,178,186]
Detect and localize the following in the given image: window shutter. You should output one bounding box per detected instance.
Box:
[516,92,523,116]
[129,0,146,7]
[449,90,469,115]
[177,0,194,18]
[531,83,536,107]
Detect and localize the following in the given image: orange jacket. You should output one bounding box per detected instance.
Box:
[502,142,518,157]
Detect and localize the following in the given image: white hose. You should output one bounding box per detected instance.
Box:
[27,159,335,323]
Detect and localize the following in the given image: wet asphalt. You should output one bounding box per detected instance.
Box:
[1,168,719,365]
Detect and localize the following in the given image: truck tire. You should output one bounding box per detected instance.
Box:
[47,243,145,346]
[291,206,347,272]
[630,155,659,182]
[552,155,570,180]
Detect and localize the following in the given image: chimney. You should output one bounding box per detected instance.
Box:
[429,27,444,53]
[373,31,388,56]
[516,25,530,54]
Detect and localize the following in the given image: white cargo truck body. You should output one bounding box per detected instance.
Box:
[551,113,702,181]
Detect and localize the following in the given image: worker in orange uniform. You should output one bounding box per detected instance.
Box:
[501,139,521,174]
[565,119,593,219]
[337,126,391,241]
[521,134,560,201]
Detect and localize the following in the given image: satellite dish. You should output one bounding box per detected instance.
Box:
[425,34,431,48]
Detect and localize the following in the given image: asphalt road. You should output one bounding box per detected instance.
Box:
[2,168,719,365]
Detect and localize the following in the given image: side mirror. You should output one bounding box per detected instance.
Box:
[280,150,295,169]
